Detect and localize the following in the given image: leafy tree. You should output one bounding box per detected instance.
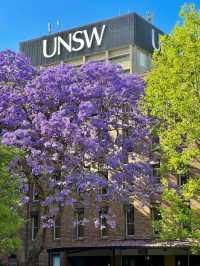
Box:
[0,145,23,255]
[141,4,200,252]
[0,50,156,265]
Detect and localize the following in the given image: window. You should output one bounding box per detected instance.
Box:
[75,208,85,239]
[123,126,134,153]
[109,54,130,69]
[31,215,39,240]
[182,201,191,232]
[152,135,160,145]
[33,184,39,201]
[137,50,147,68]
[151,204,161,235]
[52,254,60,266]
[123,68,130,73]
[53,216,61,240]
[152,160,160,177]
[98,163,108,195]
[100,170,108,195]
[178,174,189,186]
[125,204,134,236]
[100,207,108,237]
[8,255,17,266]
[151,160,161,184]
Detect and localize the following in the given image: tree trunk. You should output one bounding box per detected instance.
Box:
[18,227,47,266]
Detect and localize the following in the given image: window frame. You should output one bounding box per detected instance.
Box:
[53,216,61,240]
[151,203,161,235]
[125,204,135,237]
[137,50,147,68]
[100,206,109,238]
[75,208,85,239]
[178,174,189,186]
[51,253,61,266]
[32,183,39,202]
[8,255,17,266]
[98,163,109,195]
[31,214,39,241]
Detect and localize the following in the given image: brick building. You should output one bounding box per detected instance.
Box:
[6,12,199,266]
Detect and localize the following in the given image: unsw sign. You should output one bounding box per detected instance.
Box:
[42,25,160,58]
[43,25,107,58]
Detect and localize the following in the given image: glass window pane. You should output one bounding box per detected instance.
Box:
[8,256,17,266]
[127,208,134,223]
[75,208,85,238]
[127,224,134,236]
[33,184,39,201]
[32,215,39,240]
[54,216,61,239]
[151,204,161,234]
[53,255,60,266]
[137,50,147,68]
[125,205,134,236]
[100,207,108,237]
[78,225,84,238]
[55,226,61,239]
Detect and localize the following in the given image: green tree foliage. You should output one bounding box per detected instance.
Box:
[141,4,200,252]
[143,4,200,174]
[155,179,200,253]
[0,145,23,255]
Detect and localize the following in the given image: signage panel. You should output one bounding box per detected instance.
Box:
[20,13,163,66]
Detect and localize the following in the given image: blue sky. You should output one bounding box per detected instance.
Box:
[0,0,199,52]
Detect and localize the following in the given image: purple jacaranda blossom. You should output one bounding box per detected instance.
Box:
[108,219,117,229]
[21,196,29,205]
[0,50,36,84]
[0,50,157,227]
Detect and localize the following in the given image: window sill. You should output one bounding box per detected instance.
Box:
[76,237,86,241]
[124,235,135,239]
[152,233,160,238]
[53,238,61,241]
[100,236,109,240]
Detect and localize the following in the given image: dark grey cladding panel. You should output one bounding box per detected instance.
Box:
[134,14,163,52]
[20,13,163,66]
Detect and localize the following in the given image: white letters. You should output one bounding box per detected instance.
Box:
[42,25,106,58]
[72,31,85,52]
[84,24,106,48]
[43,37,57,58]
[152,29,161,51]
[57,35,72,55]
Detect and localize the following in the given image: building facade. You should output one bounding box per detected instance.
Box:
[20,13,162,73]
[14,12,199,266]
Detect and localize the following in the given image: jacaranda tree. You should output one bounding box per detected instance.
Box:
[0,50,156,265]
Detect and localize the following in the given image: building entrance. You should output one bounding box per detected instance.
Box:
[122,256,164,266]
[68,256,111,266]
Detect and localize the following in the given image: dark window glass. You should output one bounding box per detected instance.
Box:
[124,69,130,73]
[151,204,161,235]
[31,215,39,240]
[8,255,17,266]
[98,168,108,195]
[100,207,108,237]
[152,161,160,177]
[75,208,85,239]
[182,201,191,232]
[52,254,60,266]
[125,205,134,236]
[178,174,189,186]
[54,216,61,240]
[33,184,39,201]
